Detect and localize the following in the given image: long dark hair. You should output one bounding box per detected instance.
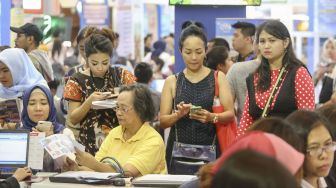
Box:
[51,38,62,61]
[256,20,305,91]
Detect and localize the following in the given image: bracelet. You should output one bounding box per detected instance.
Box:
[212,114,218,123]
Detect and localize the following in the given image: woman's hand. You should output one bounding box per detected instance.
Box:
[175,102,192,119]
[12,167,32,182]
[32,126,54,137]
[89,92,112,102]
[63,157,79,171]
[190,109,213,123]
[74,148,98,169]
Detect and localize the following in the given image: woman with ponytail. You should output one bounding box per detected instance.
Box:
[237,20,315,136]
[64,27,135,155]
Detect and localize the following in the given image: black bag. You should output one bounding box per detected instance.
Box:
[319,76,334,103]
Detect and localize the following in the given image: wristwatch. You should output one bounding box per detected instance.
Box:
[212,114,218,123]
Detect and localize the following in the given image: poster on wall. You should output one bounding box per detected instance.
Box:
[79,0,109,29]
[169,0,261,5]
[115,0,134,59]
[318,0,336,36]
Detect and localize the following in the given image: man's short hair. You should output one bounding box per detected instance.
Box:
[232,21,256,37]
[134,62,153,84]
[10,23,43,46]
[208,38,230,51]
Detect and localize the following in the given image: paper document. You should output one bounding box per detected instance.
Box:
[52,171,120,179]
[92,99,117,109]
[28,132,45,170]
[40,134,85,159]
[133,174,197,184]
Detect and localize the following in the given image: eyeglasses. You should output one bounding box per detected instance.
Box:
[113,105,132,113]
[306,141,336,157]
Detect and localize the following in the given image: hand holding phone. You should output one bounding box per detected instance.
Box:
[36,121,53,132]
[190,105,202,114]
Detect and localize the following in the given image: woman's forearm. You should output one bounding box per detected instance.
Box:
[159,113,181,129]
[69,98,93,125]
[216,110,235,123]
[90,162,116,172]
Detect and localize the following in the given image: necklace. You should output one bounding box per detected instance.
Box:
[90,70,109,92]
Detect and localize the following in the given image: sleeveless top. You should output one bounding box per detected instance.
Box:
[166,70,219,172]
[246,66,300,120]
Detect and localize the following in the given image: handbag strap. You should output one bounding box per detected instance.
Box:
[214,71,219,97]
[261,64,288,118]
[174,72,217,147]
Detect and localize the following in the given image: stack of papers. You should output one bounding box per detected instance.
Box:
[132,174,197,187]
[49,171,121,184]
[51,171,120,179]
[92,99,117,109]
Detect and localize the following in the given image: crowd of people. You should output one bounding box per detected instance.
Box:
[1,19,336,188]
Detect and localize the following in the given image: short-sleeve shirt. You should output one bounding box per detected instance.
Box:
[95,123,167,175]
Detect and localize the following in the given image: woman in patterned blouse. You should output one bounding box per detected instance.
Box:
[64,27,135,155]
[237,20,315,136]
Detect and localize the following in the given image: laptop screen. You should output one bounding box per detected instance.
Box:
[0,130,29,167]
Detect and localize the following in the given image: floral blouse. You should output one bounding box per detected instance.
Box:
[64,67,135,155]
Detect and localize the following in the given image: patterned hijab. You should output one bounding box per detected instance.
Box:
[21,84,63,133]
[0,48,47,98]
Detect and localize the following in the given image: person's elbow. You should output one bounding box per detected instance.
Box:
[69,113,80,125]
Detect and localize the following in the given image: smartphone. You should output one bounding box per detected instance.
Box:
[101,92,112,97]
[190,105,202,114]
[36,121,53,132]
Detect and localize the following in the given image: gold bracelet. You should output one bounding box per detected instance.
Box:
[212,114,218,123]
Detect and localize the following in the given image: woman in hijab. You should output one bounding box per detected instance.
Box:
[0,48,47,99]
[21,84,64,172]
[21,84,64,134]
[143,40,173,76]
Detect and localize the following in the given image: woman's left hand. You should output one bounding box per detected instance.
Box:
[74,148,97,168]
[189,109,212,123]
[32,126,54,137]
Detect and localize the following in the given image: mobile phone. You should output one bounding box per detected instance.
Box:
[36,121,53,132]
[190,105,202,114]
[101,92,112,96]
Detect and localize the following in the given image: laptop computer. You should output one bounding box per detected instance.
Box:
[0,129,30,179]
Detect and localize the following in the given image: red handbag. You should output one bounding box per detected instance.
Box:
[212,71,237,152]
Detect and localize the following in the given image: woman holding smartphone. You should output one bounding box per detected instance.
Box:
[21,84,64,172]
[64,27,135,155]
[160,21,234,174]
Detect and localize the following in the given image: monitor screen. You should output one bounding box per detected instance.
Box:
[169,0,261,6]
[0,130,29,167]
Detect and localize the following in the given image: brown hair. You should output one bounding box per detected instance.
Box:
[83,27,117,58]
